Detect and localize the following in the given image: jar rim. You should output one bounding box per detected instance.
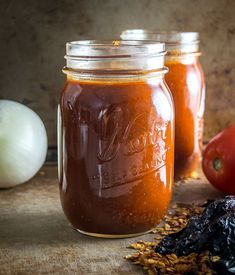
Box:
[65,40,166,59]
[120,30,199,45]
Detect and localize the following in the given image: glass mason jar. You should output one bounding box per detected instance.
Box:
[121,30,206,180]
[58,40,174,238]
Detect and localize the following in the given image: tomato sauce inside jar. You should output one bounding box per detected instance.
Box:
[58,41,174,237]
[165,55,205,179]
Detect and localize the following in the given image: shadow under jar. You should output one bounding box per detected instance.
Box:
[121,30,206,180]
[58,40,174,238]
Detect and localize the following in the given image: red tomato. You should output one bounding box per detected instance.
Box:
[202,124,235,194]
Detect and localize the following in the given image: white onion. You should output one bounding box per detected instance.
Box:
[0,100,48,188]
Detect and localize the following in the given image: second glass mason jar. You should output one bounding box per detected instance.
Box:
[58,40,174,238]
[121,30,206,180]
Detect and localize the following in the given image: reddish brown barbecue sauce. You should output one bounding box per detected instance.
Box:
[59,78,174,236]
[165,58,205,179]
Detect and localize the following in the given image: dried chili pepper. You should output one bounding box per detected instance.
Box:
[155,196,235,274]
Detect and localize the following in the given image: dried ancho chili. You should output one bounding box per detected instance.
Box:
[155,196,235,274]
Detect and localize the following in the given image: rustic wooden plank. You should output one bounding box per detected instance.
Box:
[0,166,223,275]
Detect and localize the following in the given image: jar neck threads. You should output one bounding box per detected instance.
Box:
[120,30,200,55]
[64,40,166,71]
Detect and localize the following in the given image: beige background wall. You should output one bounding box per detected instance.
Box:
[0,0,235,147]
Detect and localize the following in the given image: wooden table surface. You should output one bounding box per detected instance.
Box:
[0,166,223,275]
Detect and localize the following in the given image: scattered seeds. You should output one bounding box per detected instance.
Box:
[125,203,219,275]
